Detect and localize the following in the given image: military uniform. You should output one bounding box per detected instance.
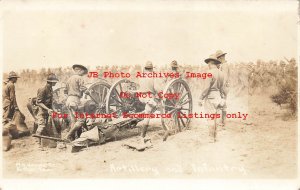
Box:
[3,81,18,125]
[138,61,158,138]
[165,60,184,91]
[3,72,20,126]
[200,55,225,142]
[35,84,54,135]
[63,64,88,142]
[66,74,85,114]
[66,65,88,127]
[139,63,157,112]
[216,50,229,127]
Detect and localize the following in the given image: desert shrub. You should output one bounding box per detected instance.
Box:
[271,71,297,115]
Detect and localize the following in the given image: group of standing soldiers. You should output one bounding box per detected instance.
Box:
[129,51,229,144]
[33,64,92,149]
[2,64,90,151]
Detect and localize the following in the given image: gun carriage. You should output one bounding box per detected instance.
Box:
[31,77,193,142]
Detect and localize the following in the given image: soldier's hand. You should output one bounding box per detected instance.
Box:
[84,90,90,95]
[48,109,54,114]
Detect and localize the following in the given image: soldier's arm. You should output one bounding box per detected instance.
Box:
[199,77,214,100]
[78,77,87,92]
[9,84,19,109]
[36,89,53,113]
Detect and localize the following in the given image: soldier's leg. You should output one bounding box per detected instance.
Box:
[221,102,227,129]
[141,104,152,138]
[64,118,85,141]
[2,125,12,151]
[3,105,10,125]
[3,105,14,125]
[140,99,156,139]
[204,99,218,143]
[66,96,80,129]
[35,108,47,136]
[221,86,229,129]
[67,107,76,130]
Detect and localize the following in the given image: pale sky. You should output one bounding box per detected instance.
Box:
[2,1,298,72]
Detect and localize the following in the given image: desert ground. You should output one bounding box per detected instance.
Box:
[2,81,297,178]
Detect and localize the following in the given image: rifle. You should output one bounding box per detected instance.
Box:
[32,134,68,142]
[91,117,144,130]
[32,117,143,142]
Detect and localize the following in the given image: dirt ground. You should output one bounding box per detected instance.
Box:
[2,83,297,178]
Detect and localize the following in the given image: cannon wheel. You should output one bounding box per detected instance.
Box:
[85,80,111,113]
[161,78,193,133]
[105,79,134,117]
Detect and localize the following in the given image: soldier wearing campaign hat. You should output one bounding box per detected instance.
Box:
[216,50,230,129]
[34,73,59,149]
[170,60,179,72]
[3,71,20,125]
[144,61,154,70]
[64,64,89,141]
[2,71,20,151]
[199,54,225,143]
[35,74,58,134]
[138,61,159,144]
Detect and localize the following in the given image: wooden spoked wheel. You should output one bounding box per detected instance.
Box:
[84,80,111,114]
[161,78,193,133]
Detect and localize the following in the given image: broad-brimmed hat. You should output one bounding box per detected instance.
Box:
[145,61,153,69]
[47,73,59,83]
[171,60,178,68]
[205,54,222,64]
[7,71,20,79]
[72,64,88,74]
[215,50,227,58]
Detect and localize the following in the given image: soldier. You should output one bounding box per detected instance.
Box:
[63,100,97,142]
[3,71,20,125]
[64,64,88,140]
[35,74,59,137]
[216,50,229,129]
[199,54,225,143]
[138,61,159,144]
[170,60,179,72]
[3,72,20,151]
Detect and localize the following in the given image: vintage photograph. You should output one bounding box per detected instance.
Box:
[1,0,298,183]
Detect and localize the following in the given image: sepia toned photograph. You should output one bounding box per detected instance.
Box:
[0,0,298,188]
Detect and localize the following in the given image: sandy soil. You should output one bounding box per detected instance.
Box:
[2,83,297,178]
